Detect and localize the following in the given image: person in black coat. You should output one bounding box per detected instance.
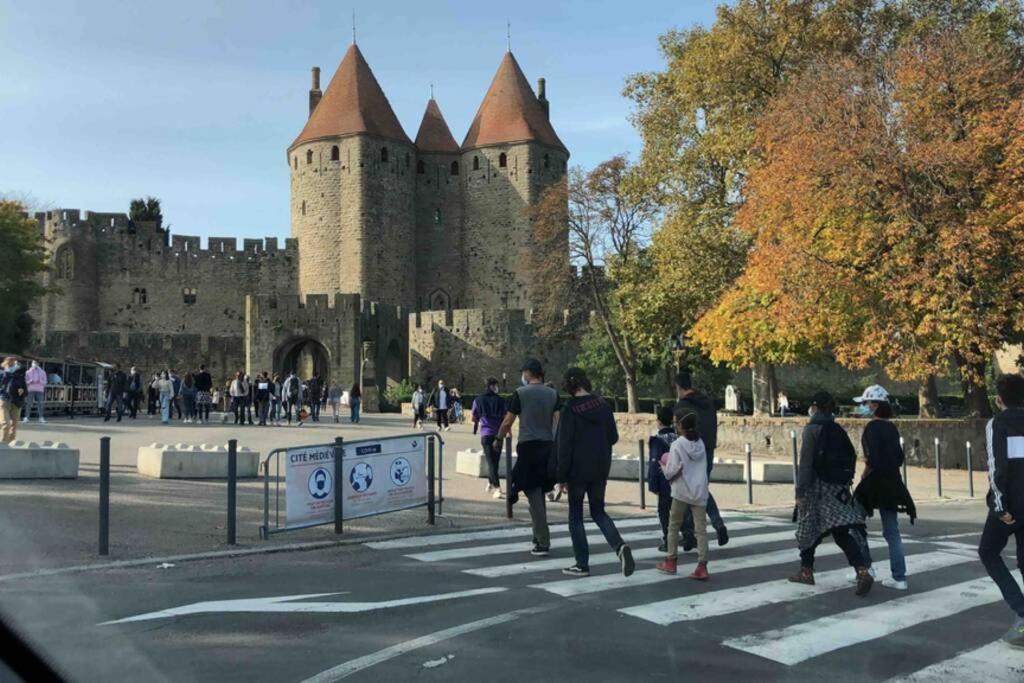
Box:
[852,385,915,591]
[555,367,635,579]
[648,405,677,553]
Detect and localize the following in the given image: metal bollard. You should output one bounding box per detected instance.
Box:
[227,439,237,545]
[900,437,908,488]
[99,436,110,556]
[745,442,753,505]
[638,439,646,511]
[426,437,436,526]
[790,430,798,488]
[334,436,344,533]
[505,437,514,520]
[437,438,444,517]
[966,441,974,498]
[935,438,942,498]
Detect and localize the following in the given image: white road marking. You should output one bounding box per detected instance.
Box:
[408,519,787,563]
[533,538,905,597]
[620,550,970,625]
[100,587,507,625]
[886,641,1024,682]
[466,529,798,578]
[367,511,780,550]
[300,605,553,682]
[724,575,1003,665]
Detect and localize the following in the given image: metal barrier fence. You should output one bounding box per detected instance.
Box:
[259,431,444,539]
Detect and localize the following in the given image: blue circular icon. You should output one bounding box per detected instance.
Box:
[308,467,332,499]
[390,457,412,486]
[349,462,373,492]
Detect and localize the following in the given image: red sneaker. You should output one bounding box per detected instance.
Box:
[655,558,678,575]
[688,562,709,581]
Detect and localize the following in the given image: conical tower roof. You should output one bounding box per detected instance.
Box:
[462,51,565,152]
[414,99,460,154]
[291,44,411,149]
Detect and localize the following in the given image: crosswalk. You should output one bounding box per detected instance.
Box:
[364,511,1023,680]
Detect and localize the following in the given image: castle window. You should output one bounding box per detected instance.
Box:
[132,287,148,305]
[331,145,339,161]
[55,246,73,280]
[293,156,297,169]
[380,147,389,163]
[433,208,442,225]
[473,156,480,171]
[405,153,410,168]
[306,150,313,165]
[182,287,198,305]
[450,161,459,176]
[498,152,507,168]
[416,160,425,174]
[562,160,567,172]
[543,153,550,169]
[301,200,306,216]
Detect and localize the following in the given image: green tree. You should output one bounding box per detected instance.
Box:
[0,201,49,351]
[129,196,163,230]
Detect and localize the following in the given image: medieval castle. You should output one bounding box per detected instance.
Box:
[29,42,575,409]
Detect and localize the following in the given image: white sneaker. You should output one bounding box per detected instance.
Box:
[39,417,46,424]
[21,418,28,423]
[485,483,493,492]
[881,578,908,591]
[443,426,450,432]
[492,489,505,499]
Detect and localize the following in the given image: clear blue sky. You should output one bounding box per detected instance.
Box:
[0,0,719,241]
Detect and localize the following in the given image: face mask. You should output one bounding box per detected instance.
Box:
[521,374,528,386]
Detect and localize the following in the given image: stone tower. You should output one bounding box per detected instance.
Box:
[288,44,416,306]
[414,97,464,310]
[460,51,569,310]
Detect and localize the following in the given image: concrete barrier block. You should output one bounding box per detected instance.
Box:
[753,461,795,483]
[137,444,260,479]
[710,460,745,483]
[0,442,80,479]
[456,449,515,478]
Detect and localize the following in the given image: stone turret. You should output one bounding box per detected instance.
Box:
[460,51,569,310]
[288,43,416,306]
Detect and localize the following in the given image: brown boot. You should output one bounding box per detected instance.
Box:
[855,567,874,596]
[788,566,815,585]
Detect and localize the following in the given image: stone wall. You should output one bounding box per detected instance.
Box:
[415,150,464,310]
[408,307,577,390]
[613,412,988,471]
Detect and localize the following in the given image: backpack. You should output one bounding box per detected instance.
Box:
[812,421,857,485]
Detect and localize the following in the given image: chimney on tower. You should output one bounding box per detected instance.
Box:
[537,77,549,117]
[309,66,322,117]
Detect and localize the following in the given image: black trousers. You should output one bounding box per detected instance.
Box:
[436,407,449,428]
[658,492,672,542]
[482,436,502,488]
[801,525,870,569]
[979,512,1024,618]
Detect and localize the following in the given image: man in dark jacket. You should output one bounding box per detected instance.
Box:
[555,367,634,578]
[675,372,729,547]
[308,373,322,423]
[127,367,143,419]
[0,357,28,442]
[103,364,128,423]
[980,373,1024,648]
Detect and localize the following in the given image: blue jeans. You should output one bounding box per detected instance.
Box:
[160,395,170,423]
[880,507,907,581]
[350,399,361,423]
[567,479,624,570]
[22,392,44,420]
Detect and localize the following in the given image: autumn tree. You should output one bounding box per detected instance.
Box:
[0,201,50,351]
[531,156,657,412]
[693,6,1024,417]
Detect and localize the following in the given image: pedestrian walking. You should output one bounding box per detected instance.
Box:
[0,357,28,442]
[655,411,711,580]
[169,370,183,421]
[852,385,916,590]
[127,366,143,419]
[675,372,730,548]
[431,380,450,431]
[493,359,560,556]
[411,384,426,429]
[255,372,271,426]
[308,373,322,423]
[648,405,678,553]
[229,372,248,425]
[472,378,508,498]
[103,364,127,422]
[349,383,362,423]
[181,372,197,423]
[282,371,303,426]
[269,374,283,425]
[556,368,635,578]
[156,371,174,424]
[979,373,1024,648]
[194,364,213,424]
[22,360,47,423]
[789,391,874,596]
[147,375,158,416]
[451,387,463,423]
[327,382,341,423]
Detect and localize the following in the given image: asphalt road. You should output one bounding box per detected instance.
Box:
[2,500,1023,682]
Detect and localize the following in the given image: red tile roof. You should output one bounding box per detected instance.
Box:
[414,99,459,154]
[462,52,566,153]
[291,44,411,149]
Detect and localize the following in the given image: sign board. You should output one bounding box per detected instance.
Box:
[285,437,427,527]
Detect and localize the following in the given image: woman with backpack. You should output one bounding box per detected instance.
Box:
[853,385,916,591]
[790,391,874,596]
[555,367,635,578]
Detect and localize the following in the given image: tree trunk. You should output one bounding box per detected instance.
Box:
[962,373,993,419]
[625,372,639,413]
[751,362,777,416]
[918,375,941,418]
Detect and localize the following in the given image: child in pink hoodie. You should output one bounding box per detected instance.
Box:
[656,411,710,579]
